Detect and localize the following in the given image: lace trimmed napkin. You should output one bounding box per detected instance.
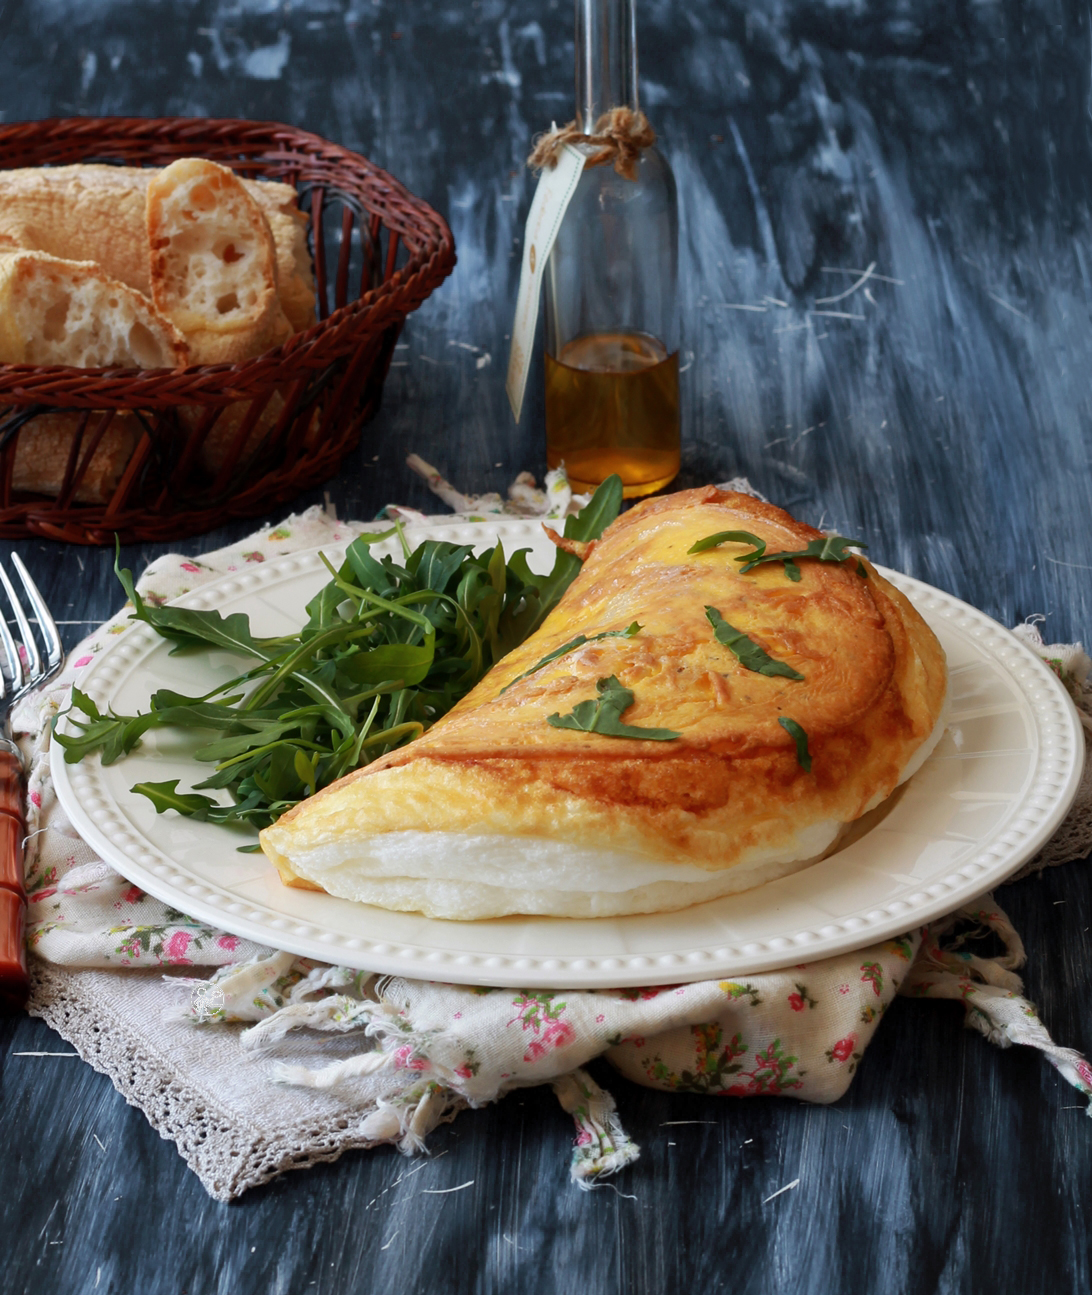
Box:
[17,476,1092,1201]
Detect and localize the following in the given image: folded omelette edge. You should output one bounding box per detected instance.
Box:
[259,487,948,919]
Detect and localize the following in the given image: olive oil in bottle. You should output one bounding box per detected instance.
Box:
[545,331,679,495]
[543,0,679,498]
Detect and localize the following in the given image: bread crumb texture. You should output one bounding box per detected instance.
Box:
[0,249,186,368]
[147,158,292,364]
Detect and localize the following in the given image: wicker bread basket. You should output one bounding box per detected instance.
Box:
[0,116,456,544]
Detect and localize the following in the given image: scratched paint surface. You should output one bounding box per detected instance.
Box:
[0,1,1091,1291]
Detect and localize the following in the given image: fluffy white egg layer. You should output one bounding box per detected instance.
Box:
[280,698,950,921]
[281,815,844,920]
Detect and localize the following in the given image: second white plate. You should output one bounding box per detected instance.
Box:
[52,519,1085,987]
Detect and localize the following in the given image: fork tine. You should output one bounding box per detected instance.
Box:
[0,573,21,697]
[0,561,39,682]
[11,553,60,675]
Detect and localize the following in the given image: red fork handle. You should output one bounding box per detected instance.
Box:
[0,747,28,1012]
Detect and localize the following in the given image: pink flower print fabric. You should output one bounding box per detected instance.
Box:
[607,943,913,1103]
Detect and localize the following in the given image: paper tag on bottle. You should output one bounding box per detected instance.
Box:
[506,141,586,422]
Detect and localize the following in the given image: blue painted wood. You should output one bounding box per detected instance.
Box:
[1,0,1091,1291]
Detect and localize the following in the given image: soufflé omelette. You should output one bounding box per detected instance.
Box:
[260,487,948,919]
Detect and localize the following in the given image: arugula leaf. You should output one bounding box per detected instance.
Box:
[566,474,626,546]
[509,474,624,641]
[191,720,308,764]
[337,643,434,687]
[114,548,279,658]
[778,717,812,772]
[705,608,803,680]
[53,688,164,766]
[52,688,120,756]
[133,780,236,822]
[408,541,477,596]
[294,748,319,797]
[547,675,680,741]
[687,530,766,557]
[500,622,642,694]
[738,534,868,576]
[149,688,247,710]
[688,528,868,580]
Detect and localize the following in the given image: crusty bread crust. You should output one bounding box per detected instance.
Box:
[12,411,140,503]
[0,163,315,335]
[246,191,316,334]
[178,391,321,473]
[261,487,948,915]
[0,165,151,300]
[0,249,187,368]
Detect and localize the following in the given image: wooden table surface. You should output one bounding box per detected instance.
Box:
[2,1,1091,1291]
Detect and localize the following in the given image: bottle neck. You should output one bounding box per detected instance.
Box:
[575,0,638,132]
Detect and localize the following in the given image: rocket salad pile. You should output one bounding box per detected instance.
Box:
[54,476,624,840]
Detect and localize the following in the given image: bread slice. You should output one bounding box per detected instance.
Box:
[146,159,293,365]
[179,391,321,474]
[0,249,187,368]
[12,410,140,503]
[0,163,315,334]
[249,187,316,334]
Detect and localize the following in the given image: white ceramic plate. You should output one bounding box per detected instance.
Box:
[52,519,1085,988]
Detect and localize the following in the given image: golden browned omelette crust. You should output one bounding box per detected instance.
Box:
[261,487,947,909]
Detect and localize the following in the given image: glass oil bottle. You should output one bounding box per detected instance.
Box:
[543,0,679,497]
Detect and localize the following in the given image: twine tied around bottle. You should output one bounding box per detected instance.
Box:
[527,106,656,181]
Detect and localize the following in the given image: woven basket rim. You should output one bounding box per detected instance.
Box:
[0,115,455,403]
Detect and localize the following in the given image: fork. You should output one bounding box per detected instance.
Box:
[0,555,62,1012]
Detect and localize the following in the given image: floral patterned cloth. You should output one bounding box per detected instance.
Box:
[15,488,1092,1198]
